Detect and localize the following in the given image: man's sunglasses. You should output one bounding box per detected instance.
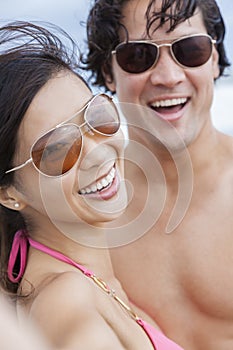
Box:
[112,34,216,74]
[5,94,120,177]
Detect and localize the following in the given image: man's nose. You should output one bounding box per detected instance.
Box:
[149,46,186,88]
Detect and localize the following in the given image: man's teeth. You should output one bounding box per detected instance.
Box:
[80,167,116,195]
[151,97,187,108]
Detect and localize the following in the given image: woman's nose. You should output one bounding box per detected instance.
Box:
[79,133,112,170]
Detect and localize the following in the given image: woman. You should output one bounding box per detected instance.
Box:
[0,294,51,350]
[0,21,183,350]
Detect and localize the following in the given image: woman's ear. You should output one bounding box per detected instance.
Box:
[212,45,220,79]
[0,186,26,211]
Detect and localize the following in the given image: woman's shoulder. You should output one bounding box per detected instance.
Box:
[29,271,98,345]
[28,271,122,349]
[31,270,95,314]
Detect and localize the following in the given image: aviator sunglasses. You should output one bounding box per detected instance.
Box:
[5,94,120,177]
[112,34,216,74]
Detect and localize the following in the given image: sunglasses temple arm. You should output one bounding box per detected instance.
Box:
[5,158,33,174]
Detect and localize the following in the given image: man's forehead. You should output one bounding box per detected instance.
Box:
[120,0,201,39]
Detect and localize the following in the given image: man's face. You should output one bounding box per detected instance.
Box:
[106,0,219,149]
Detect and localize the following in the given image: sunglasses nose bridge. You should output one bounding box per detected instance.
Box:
[69,113,91,136]
[149,44,187,86]
[150,42,178,70]
[156,42,172,49]
[155,42,173,60]
[78,119,96,138]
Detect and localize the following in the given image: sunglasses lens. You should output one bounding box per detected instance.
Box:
[115,42,158,73]
[173,35,212,68]
[32,125,82,176]
[30,95,119,177]
[86,95,120,135]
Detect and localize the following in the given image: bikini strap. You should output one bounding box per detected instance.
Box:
[28,237,94,277]
[30,238,139,320]
[7,229,28,283]
[7,232,139,322]
[7,229,95,283]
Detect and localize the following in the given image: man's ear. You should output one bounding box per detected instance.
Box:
[101,65,116,93]
[0,186,26,211]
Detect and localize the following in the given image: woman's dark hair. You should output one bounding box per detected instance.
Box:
[0,21,84,296]
[83,0,231,90]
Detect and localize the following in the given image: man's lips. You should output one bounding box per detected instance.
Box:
[150,97,189,121]
[151,97,187,108]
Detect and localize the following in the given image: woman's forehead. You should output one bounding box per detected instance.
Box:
[17,72,92,151]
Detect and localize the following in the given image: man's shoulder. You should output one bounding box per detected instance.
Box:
[216,131,233,158]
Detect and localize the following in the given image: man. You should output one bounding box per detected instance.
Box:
[84,1,232,349]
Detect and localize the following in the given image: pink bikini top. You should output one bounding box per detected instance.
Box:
[8,230,184,350]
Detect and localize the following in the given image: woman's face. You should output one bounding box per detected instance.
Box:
[12,71,127,230]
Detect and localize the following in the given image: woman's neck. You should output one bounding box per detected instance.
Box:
[29,219,115,280]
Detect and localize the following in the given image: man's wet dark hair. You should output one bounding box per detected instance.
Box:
[83,0,231,90]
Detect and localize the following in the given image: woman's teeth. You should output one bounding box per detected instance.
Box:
[79,167,116,195]
[151,97,187,108]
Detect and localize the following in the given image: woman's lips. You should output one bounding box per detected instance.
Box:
[78,166,120,200]
[98,172,120,200]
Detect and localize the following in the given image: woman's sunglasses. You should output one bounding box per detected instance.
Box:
[5,94,120,177]
[112,34,216,74]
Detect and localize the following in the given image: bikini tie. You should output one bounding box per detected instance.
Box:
[7,229,28,283]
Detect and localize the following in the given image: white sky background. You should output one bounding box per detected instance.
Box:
[1,0,233,134]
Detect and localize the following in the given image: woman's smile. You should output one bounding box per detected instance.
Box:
[79,165,116,196]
